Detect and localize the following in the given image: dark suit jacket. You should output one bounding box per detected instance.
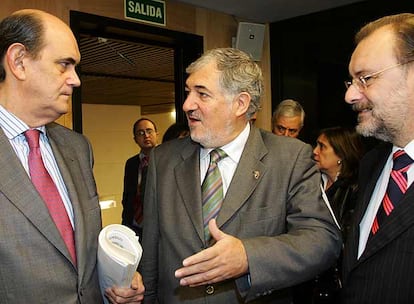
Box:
[341,143,414,303]
[0,123,102,303]
[121,154,140,228]
[121,153,148,238]
[140,127,341,304]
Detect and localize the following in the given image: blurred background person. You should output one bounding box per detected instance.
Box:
[162,122,190,143]
[121,117,158,241]
[272,99,305,138]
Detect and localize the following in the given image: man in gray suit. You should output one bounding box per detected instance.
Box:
[0,9,143,303]
[139,48,341,303]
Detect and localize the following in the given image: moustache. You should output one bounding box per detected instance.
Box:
[352,101,373,112]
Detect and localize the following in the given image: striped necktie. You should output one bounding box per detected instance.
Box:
[25,129,77,265]
[202,149,227,241]
[371,149,413,235]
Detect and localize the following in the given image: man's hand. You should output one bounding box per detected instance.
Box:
[174,219,248,287]
[105,272,145,303]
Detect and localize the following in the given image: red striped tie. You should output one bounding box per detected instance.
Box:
[25,129,77,265]
[371,150,413,235]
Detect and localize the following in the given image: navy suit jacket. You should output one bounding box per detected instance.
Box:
[121,153,140,228]
[341,143,414,303]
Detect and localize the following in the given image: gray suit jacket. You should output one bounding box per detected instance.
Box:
[140,127,341,303]
[0,123,102,303]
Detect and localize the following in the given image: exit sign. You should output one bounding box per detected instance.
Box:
[125,0,166,26]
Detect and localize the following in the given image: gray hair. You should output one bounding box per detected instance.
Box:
[186,48,263,119]
[272,99,305,128]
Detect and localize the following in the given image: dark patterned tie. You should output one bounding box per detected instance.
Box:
[134,155,149,224]
[25,129,76,265]
[371,150,413,235]
[202,149,227,241]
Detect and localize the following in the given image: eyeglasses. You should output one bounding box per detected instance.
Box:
[344,61,414,92]
[135,128,155,137]
[275,125,299,136]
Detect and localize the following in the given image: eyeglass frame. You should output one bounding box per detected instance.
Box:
[134,128,155,137]
[344,60,414,92]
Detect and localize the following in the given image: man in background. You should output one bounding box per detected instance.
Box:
[121,117,158,241]
[341,13,414,303]
[0,9,143,303]
[139,47,341,303]
[272,99,305,138]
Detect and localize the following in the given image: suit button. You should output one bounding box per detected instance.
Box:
[205,285,214,295]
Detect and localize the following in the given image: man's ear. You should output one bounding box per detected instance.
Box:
[6,43,28,80]
[234,92,251,117]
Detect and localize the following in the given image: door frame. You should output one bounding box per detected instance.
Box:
[70,10,203,133]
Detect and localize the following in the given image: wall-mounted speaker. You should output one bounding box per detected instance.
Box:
[235,22,265,61]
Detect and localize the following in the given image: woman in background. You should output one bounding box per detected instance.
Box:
[313,126,364,236]
[310,126,365,303]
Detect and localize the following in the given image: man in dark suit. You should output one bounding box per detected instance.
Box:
[341,13,414,303]
[139,47,341,303]
[0,9,143,303]
[122,117,158,241]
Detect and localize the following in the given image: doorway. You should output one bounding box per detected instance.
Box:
[70,11,203,226]
[70,10,203,132]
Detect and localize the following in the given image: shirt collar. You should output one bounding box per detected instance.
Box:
[0,105,46,139]
[200,123,250,164]
[393,139,414,160]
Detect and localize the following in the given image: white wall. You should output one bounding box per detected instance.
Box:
[82,104,175,226]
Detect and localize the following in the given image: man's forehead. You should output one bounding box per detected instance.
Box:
[350,27,396,73]
[277,115,302,126]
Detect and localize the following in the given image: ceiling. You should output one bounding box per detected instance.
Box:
[79,36,176,114]
[79,0,365,114]
[174,0,364,23]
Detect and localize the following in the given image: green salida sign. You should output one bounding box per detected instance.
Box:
[125,0,166,26]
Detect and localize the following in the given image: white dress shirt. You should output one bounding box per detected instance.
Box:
[358,140,414,258]
[0,105,75,228]
[199,123,250,197]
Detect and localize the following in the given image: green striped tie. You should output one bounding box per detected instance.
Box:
[202,149,227,241]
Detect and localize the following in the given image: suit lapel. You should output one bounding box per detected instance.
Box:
[344,144,391,275]
[355,146,391,225]
[348,144,414,267]
[0,128,71,265]
[360,182,414,262]
[47,125,83,270]
[217,128,267,229]
[174,130,267,242]
[175,142,205,243]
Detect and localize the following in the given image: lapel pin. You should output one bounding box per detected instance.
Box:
[253,170,260,179]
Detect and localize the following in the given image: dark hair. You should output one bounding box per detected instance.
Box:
[0,11,45,82]
[133,117,157,135]
[162,122,189,143]
[355,13,414,64]
[319,127,364,181]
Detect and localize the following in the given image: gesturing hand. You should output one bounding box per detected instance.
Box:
[174,219,249,287]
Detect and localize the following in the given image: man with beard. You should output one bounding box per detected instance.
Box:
[341,13,414,303]
[139,47,341,303]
